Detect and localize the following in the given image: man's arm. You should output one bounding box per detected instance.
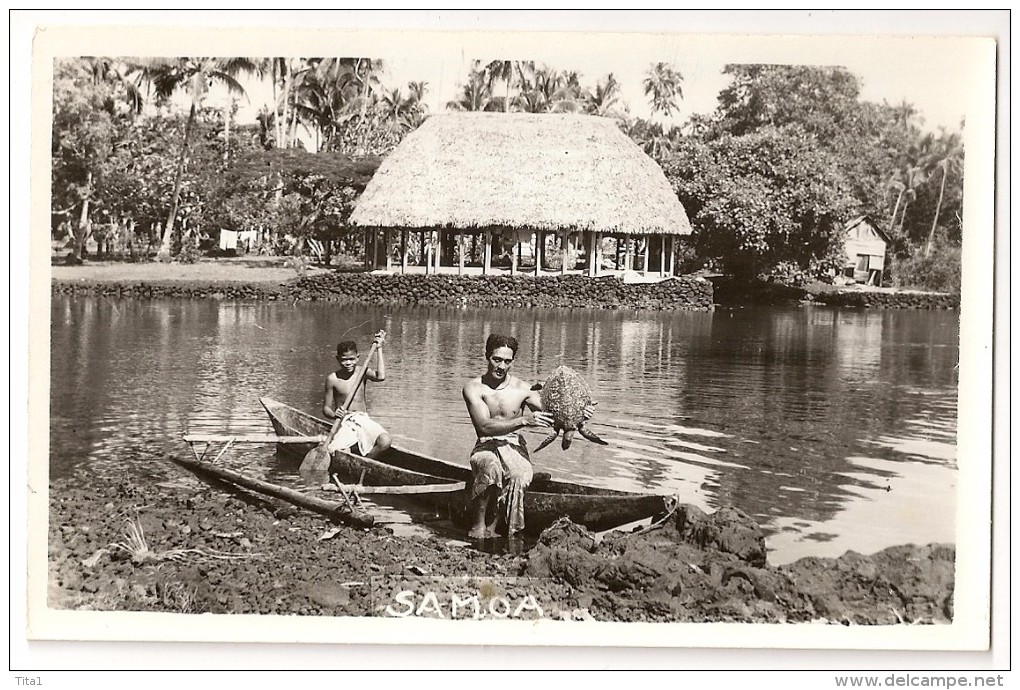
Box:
[463,382,549,437]
[322,375,340,419]
[523,385,544,412]
[364,330,386,382]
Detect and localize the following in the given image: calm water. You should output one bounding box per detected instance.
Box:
[49,297,960,564]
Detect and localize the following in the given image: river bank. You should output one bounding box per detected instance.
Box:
[50,259,959,310]
[48,464,954,625]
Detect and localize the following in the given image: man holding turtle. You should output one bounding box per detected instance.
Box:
[462,333,594,539]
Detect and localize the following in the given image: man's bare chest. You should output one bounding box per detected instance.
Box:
[479,387,525,417]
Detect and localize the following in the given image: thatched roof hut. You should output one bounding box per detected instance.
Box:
[350,113,692,277]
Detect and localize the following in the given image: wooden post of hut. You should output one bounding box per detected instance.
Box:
[625,237,634,271]
[511,230,518,276]
[667,236,676,276]
[586,231,596,277]
[364,228,371,270]
[561,232,569,275]
[433,230,442,273]
[458,232,465,275]
[384,229,393,272]
[418,231,426,275]
[642,235,650,274]
[483,227,492,275]
[534,231,541,277]
[538,230,546,274]
[658,235,666,277]
[400,230,408,274]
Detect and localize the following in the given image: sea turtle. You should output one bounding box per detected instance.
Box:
[531,365,609,452]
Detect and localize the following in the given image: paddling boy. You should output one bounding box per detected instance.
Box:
[323,330,391,460]
[462,333,593,539]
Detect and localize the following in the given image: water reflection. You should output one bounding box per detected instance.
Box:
[50,297,959,563]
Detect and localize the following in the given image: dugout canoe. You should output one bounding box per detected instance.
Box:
[259,397,673,536]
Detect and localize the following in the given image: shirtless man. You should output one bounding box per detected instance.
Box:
[462,334,554,539]
[323,330,391,460]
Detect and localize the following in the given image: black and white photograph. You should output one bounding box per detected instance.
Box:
[13,9,1006,676]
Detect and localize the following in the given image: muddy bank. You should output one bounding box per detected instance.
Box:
[48,466,953,624]
[52,272,714,311]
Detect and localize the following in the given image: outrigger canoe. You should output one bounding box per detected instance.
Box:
[259,397,673,536]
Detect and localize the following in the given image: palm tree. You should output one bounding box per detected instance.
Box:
[380,87,406,122]
[584,73,624,118]
[137,57,256,259]
[924,129,964,256]
[446,67,493,112]
[403,80,429,129]
[895,165,927,240]
[886,170,906,234]
[513,64,567,113]
[351,57,385,119]
[484,60,517,113]
[83,57,144,116]
[889,98,924,131]
[293,58,360,150]
[643,62,684,117]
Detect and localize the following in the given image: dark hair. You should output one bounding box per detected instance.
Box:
[485,333,519,359]
[336,340,359,357]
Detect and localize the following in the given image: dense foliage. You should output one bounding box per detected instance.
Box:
[889,245,962,293]
[659,65,965,283]
[51,57,964,291]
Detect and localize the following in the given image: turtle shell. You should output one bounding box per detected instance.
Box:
[539,366,593,429]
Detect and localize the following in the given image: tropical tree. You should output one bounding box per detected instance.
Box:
[894,165,928,241]
[661,126,857,279]
[446,66,494,112]
[512,64,582,113]
[401,80,429,129]
[52,59,123,261]
[584,73,625,118]
[643,62,684,117]
[135,57,257,259]
[922,129,965,256]
[483,60,517,113]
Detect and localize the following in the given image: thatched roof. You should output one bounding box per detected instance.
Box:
[350,113,692,236]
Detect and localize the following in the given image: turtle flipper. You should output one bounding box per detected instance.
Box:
[578,423,609,446]
[561,429,578,450]
[533,428,560,452]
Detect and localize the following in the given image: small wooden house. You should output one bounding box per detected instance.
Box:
[843,216,891,286]
[349,113,692,277]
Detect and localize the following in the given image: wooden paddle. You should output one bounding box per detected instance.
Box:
[299,332,383,479]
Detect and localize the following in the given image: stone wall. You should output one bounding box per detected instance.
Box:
[814,290,960,309]
[52,273,715,311]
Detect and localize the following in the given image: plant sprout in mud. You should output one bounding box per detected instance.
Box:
[107,513,264,566]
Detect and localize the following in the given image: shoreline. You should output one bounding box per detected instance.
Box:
[48,469,954,624]
[49,260,959,310]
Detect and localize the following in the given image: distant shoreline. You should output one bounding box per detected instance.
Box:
[48,259,959,310]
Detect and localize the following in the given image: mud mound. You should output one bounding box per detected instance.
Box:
[47,474,954,625]
[522,506,953,624]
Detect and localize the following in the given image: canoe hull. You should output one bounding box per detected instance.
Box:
[260,397,671,535]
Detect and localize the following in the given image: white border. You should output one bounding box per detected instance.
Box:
[11,10,1009,672]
